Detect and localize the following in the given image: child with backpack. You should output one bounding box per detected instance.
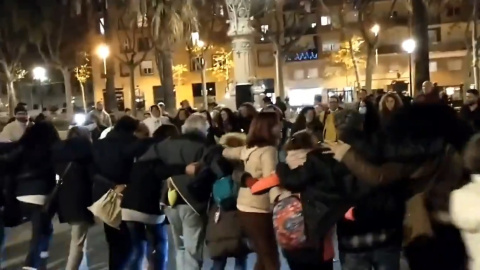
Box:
[272,131,334,270]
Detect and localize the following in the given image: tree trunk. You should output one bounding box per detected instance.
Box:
[158,51,176,114]
[80,82,87,113]
[462,47,473,97]
[348,38,361,90]
[411,0,430,93]
[6,80,16,116]
[274,43,286,98]
[129,65,137,116]
[103,6,117,112]
[364,47,376,92]
[61,67,74,119]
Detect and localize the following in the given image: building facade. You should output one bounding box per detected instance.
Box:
[91,0,472,109]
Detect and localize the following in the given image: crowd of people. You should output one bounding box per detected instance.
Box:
[0,80,479,270]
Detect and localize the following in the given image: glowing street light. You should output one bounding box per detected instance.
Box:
[370,24,380,36]
[96,44,110,59]
[402,39,416,96]
[96,44,110,74]
[370,24,380,65]
[402,39,416,53]
[32,66,47,82]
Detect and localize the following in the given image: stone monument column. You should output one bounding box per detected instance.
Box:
[225,0,259,109]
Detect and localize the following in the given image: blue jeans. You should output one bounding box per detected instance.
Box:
[211,256,247,270]
[340,245,401,270]
[126,221,168,270]
[19,202,54,269]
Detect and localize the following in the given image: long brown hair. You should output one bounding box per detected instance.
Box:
[246,112,280,148]
[379,92,403,117]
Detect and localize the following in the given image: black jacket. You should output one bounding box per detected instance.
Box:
[52,137,94,224]
[276,148,371,249]
[121,139,186,216]
[91,130,144,202]
[139,132,211,215]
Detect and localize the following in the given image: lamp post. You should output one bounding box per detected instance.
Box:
[370,24,380,65]
[96,44,110,76]
[32,66,47,110]
[402,39,416,96]
[191,33,209,109]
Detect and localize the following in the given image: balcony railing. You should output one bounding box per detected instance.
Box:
[376,40,467,55]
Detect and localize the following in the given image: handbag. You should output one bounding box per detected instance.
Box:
[87,189,122,229]
[42,162,73,213]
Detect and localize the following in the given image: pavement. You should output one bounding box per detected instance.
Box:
[3,219,409,270]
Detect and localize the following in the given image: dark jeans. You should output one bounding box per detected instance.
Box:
[125,221,168,270]
[19,202,53,269]
[104,222,132,270]
[340,245,401,270]
[405,224,466,270]
[283,249,333,270]
[211,256,247,270]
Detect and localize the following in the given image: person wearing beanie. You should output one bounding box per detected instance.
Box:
[0,106,29,141]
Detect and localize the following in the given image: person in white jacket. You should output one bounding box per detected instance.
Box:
[143,105,170,136]
[0,106,29,141]
[451,133,480,270]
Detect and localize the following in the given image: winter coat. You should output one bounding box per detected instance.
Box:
[205,133,250,259]
[223,145,280,213]
[450,175,480,270]
[91,130,144,202]
[139,132,211,215]
[276,147,371,249]
[52,137,94,224]
[121,138,188,217]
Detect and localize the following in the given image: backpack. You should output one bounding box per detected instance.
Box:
[212,175,238,211]
[272,195,307,250]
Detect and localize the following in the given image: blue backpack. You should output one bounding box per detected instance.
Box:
[212,176,239,211]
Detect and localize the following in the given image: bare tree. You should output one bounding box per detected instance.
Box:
[0,0,29,115]
[355,0,399,91]
[115,4,152,116]
[33,0,95,118]
[254,0,317,98]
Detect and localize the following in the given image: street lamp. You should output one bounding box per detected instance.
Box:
[32,66,47,110]
[96,44,110,74]
[191,33,208,109]
[370,24,380,65]
[33,67,47,82]
[402,39,416,96]
[370,24,380,36]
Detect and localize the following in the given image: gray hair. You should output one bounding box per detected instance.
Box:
[182,113,209,134]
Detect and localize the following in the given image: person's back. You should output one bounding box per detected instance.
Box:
[451,134,480,270]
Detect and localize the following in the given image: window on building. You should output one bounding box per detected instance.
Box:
[192,82,216,97]
[427,27,441,43]
[446,6,461,17]
[293,69,305,80]
[320,16,331,26]
[121,39,132,52]
[137,37,150,51]
[307,68,318,79]
[429,61,438,72]
[261,24,269,33]
[322,42,340,52]
[99,18,105,35]
[140,60,154,75]
[447,59,462,71]
[190,57,204,72]
[137,14,148,28]
[119,63,130,77]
